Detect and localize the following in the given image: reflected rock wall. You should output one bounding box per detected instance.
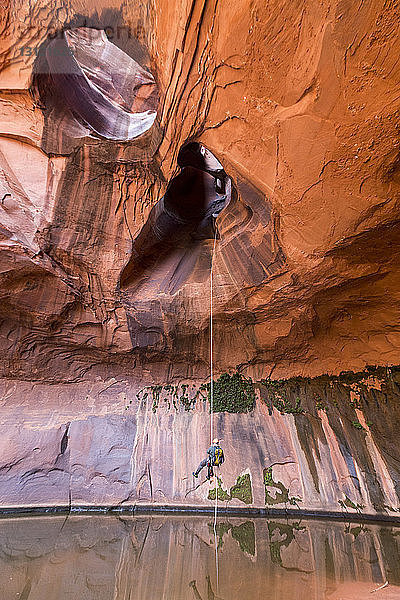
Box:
[1,515,400,600]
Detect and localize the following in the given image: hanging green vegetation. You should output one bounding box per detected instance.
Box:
[351,420,372,430]
[338,495,365,512]
[259,379,304,415]
[207,477,231,502]
[125,365,400,416]
[125,383,208,413]
[206,372,256,413]
[230,473,253,504]
[125,372,256,414]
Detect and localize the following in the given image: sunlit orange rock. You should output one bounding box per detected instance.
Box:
[1,1,399,381]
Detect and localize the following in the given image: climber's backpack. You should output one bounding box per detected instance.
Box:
[210,445,223,466]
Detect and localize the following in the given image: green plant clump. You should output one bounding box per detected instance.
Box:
[338,495,365,513]
[230,473,253,504]
[208,474,253,505]
[263,467,302,507]
[208,477,231,502]
[274,396,304,415]
[125,383,208,413]
[315,400,328,412]
[351,420,373,431]
[207,372,255,413]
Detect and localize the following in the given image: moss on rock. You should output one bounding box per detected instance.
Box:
[230,473,253,504]
[208,473,253,505]
[208,477,231,502]
[263,467,302,506]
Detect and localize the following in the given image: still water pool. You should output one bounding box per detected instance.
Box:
[1,514,400,599]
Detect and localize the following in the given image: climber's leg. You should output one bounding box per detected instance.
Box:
[193,458,207,477]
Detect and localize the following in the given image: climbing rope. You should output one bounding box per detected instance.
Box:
[210,228,216,445]
[210,225,219,589]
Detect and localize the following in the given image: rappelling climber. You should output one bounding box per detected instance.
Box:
[193,439,225,480]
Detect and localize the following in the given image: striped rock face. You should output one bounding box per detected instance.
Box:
[0,1,399,513]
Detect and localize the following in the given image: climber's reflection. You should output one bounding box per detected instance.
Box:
[189,575,224,600]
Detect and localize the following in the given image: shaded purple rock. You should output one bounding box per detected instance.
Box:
[33,27,158,145]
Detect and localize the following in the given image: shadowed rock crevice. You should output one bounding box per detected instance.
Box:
[120,142,231,291]
[118,141,288,359]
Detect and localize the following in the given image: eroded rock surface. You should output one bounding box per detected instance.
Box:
[0,0,399,380]
[0,0,399,511]
[0,369,399,516]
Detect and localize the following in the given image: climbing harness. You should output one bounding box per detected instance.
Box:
[210,225,219,589]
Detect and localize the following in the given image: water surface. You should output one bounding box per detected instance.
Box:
[1,514,400,599]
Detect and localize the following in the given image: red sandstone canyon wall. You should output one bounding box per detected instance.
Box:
[0,0,399,381]
[0,0,399,513]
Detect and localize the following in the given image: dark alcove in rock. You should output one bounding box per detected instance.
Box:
[119,142,232,291]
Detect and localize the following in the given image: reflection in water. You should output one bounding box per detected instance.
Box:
[1,515,400,599]
[189,576,223,600]
[211,520,255,555]
[268,520,313,572]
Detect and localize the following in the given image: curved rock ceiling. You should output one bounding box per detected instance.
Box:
[0,0,399,383]
[31,27,158,151]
